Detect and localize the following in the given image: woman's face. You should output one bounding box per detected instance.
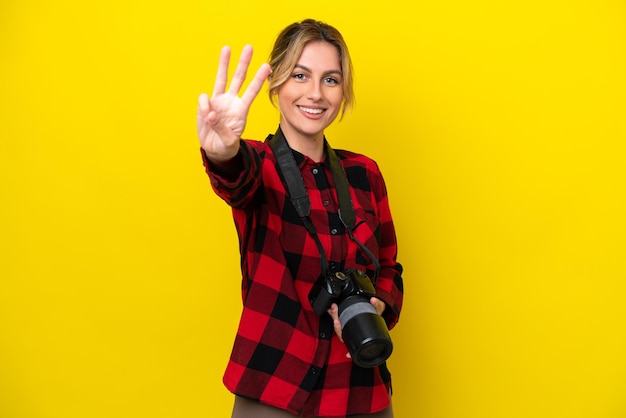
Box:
[277,41,344,142]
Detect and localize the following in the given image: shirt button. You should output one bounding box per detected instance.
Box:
[312,168,319,175]
[320,332,326,339]
[323,200,329,206]
[331,228,338,235]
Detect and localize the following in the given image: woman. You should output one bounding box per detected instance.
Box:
[197,19,404,417]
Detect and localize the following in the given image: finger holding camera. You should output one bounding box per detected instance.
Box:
[313,269,393,367]
[370,297,386,316]
[328,297,387,354]
[328,303,344,341]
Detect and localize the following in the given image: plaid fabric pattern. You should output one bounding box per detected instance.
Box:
[202,133,404,417]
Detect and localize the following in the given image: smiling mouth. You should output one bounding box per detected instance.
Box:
[298,106,325,115]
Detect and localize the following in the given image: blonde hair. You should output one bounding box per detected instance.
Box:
[268,19,355,118]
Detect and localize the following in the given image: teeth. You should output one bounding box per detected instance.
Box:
[300,107,323,114]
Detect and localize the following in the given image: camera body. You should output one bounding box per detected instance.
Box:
[308,269,393,368]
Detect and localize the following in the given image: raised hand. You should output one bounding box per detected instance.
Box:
[197,45,272,163]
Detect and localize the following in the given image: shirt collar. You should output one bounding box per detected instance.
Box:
[291,142,330,170]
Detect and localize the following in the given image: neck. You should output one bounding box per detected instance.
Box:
[279,124,325,163]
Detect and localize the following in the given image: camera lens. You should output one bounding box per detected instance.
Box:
[358,341,388,361]
[338,297,393,368]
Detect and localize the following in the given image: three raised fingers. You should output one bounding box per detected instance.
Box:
[210,45,270,106]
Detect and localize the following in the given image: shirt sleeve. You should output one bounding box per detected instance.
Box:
[370,165,404,330]
[201,140,263,209]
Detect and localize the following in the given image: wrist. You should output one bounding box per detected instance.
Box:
[203,148,244,180]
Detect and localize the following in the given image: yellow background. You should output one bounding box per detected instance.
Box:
[1,1,625,417]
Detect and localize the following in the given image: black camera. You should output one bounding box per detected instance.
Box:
[308,269,393,368]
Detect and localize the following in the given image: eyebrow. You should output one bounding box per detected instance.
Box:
[294,64,342,77]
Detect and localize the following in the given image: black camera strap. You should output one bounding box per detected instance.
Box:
[268,127,380,284]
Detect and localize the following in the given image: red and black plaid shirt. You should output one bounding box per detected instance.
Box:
[202,132,404,417]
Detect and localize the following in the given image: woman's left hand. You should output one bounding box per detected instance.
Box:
[327,297,386,358]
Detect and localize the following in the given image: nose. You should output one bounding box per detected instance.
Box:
[307,80,322,100]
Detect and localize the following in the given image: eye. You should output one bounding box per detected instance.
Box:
[323,77,340,85]
[292,73,307,81]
